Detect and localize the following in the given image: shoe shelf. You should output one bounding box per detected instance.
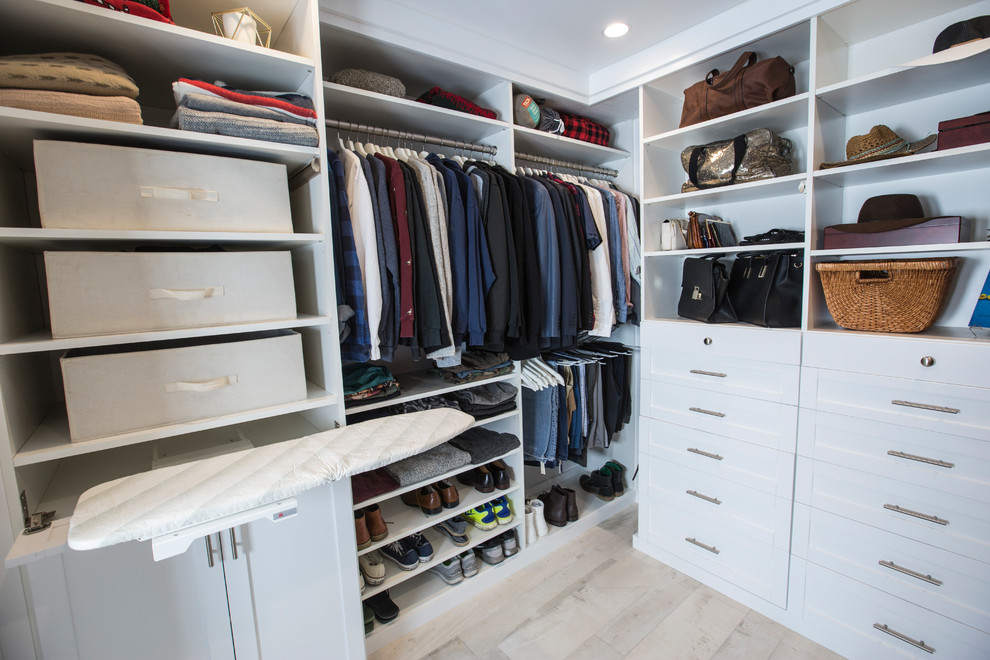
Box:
[526,471,633,544]
[361,518,522,602]
[357,482,523,558]
[345,369,519,416]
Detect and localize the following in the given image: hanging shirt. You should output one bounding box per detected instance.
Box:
[341,149,383,360]
[328,150,370,362]
[375,154,415,338]
[576,184,614,336]
[366,154,400,360]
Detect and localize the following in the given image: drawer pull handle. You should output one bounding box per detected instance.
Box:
[689,369,727,378]
[685,537,719,554]
[891,400,959,415]
[878,560,943,586]
[920,356,935,367]
[165,375,239,393]
[686,490,721,505]
[884,504,948,526]
[689,407,725,418]
[687,447,723,461]
[887,450,954,469]
[150,287,225,301]
[703,337,713,345]
[141,185,219,202]
[872,624,935,654]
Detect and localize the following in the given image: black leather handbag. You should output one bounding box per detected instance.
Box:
[728,250,803,327]
[678,255,738,323]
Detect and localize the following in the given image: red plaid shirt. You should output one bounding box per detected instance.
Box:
[416,87,497,120]
[557,112,611,147]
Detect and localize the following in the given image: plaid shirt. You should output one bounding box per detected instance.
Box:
[557,112,611,147]
[416,87,497,120]
[329,151,371,363]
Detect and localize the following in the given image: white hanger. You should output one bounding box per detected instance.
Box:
[354,141,368,157]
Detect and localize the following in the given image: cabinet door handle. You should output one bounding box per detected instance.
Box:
[229,528,238,561]
[689,407,725,418]
[887,450,954,469]
[685,537,719,554]
[884,504,949,526]
[872,623,935,654]
[878,560,943,586]
[686,489,721,505]
[149,286,225,301]
[689,369,727,378]
[165,375,238,393]
[687,447,723,461]
[206,534,215,568]
[891,400,959,415]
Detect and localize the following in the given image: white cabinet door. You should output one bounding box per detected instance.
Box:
[58,536,234,660]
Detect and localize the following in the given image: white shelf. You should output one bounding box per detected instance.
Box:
[644,94,811,152]
[812,142,990,187]
[0,0,315,115]
[805,324,989,343]
[0,227,323,251]
[641,316,804,332]
[810,242,990,258]
[525,471,634,541]
[353,446,522,512]
[644,242,806,258]
[469,410,520,429]
[645,173,808,206]
[0,315,333,356]
[323,83,509,145]
[513,125,629,166]
[345,370,518,415]
[13,382,337,467]
[815,49,990,116]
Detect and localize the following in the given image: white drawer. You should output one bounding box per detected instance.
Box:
[640,320,801,364]
[35,141,293,233]
[61,330,306,441]
[645,457,792,549]
[807,507,990,634]
[45,251,297,338]
[799,410,990,502]
[804,562,990,660]
[802,367,990,442]
[642,417,794,498]
[641,494,789,607]
[801,460,990,563]
[803,331,989,389]
[642,346,799,405]
[641,380,798,452]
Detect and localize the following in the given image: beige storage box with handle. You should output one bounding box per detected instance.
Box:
[45,251,298,338]
[34,140,293,233]
[61,330,306,442]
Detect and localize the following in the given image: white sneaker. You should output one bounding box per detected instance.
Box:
[528,498,549,537]
[359,550,386,585]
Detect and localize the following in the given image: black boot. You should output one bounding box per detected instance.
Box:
[579,468,615,502]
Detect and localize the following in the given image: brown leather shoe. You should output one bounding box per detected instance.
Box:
[363,503,389,541]
[488,460,510,490]
[553,484,579,522]
[435,480,460,509]
[456,466,494,493]
[538,489,567,527]
[355,509,371,549]
[400,486,442,515]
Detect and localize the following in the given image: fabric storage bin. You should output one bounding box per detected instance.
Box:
[34,140,293,233]
[45,251,297,338]
[61,330,306,441]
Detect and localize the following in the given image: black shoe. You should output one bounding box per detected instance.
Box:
[364,590,399,624]
[604,461,626,497]
[487,459,511,490]
[580,469,615,502]
[456,465,494,493]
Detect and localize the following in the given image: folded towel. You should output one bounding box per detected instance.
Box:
[384,443,472,486]
[0,53,139,98]
[171,106,319,147]
[0,89,142,124]
[173,79,317,125]
[448,427,521,465]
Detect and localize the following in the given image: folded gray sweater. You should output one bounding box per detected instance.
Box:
[383,442,472,486]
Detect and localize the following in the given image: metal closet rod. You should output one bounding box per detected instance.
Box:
[514,151,618,178]
[325,118,497,156]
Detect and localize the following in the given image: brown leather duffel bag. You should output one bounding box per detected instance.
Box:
[679,52,795,128]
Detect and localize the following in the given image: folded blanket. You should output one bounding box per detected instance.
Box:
[171,106,319,147]
[448,427,521,465]
[0,89,142,124]
[455,399,517,420]
[177,91,313,126]
[0,53,139,98]
[173,79,317,125]
[384,443,472,486]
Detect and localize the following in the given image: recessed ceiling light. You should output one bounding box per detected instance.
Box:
[603,22,629,38]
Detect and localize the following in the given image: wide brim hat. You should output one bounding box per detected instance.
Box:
[819,125,937,169]
[904,16,990,66]
[827,194,938,234]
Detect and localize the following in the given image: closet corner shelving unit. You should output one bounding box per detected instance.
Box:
[0,1,367,658]
[635,0,990,658]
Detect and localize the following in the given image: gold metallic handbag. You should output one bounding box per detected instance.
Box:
[680,128,793,193]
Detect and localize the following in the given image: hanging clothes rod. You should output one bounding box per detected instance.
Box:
[325,118,497,156]
[514,151,618,178]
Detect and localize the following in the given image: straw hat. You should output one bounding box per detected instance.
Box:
[819,125,937,169]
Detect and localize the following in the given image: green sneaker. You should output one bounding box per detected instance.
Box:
[462,503,498,530]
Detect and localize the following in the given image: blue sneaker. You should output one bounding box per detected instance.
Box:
[381,538,418,571]
[462,503,498,531]
[408,532,434,563]
[491,496,513,525]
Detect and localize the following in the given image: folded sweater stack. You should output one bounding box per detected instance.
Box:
[0,53,142,124]
[171,78,319,147]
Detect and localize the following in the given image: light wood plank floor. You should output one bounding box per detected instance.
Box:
[368,504,845,660]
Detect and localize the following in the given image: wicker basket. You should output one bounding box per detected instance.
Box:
[815,258,958,333]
